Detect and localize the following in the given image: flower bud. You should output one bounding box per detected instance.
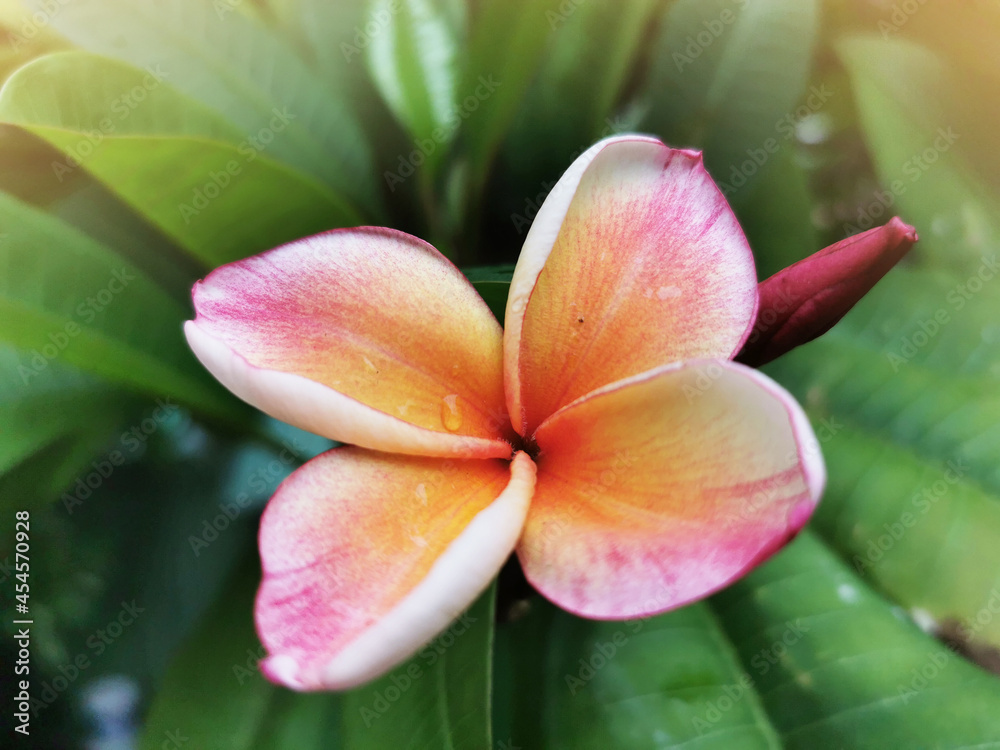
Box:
[737,217,918,367]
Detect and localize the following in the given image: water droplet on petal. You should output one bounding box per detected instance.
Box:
[440,394,462,432]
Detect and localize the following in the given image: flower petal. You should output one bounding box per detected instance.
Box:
[186,227,513,458]
[256,449,536,690]
[518,360,823,619]
[737,217,918,367]
[504,135,758,436]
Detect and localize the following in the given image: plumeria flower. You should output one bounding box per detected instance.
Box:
[185,135,915,691]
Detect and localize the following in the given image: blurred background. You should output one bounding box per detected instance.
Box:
[2,0,1000,747]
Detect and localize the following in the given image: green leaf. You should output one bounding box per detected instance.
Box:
[499,532,1000,748]
[643,0,820,198]
[715,533,1000,748]
[768,267,1000,492]
[887,3,1000,202]
[250,691,342,750]
[138,554,275,750]
[0,346,113,475]
[503,0,662,181]
[0,1,64,84]
[501,533,1000,748]
[460,0,562,185]
[0,51,362,267]
[465,263,514,324]
[497,599,782,749]
[47,180,200,306]
[342,582,497,749]
[737,146,819,279]
[67,439,259,682]
[288,0,372,84]
[0,190,241,421]
[805,417,1000,648]
[34,0,380,212]
[0,345,136,512]
[366,0,460,154]
[764,267,1000,646]
[837,36,1000,272]
[0,123,87,207]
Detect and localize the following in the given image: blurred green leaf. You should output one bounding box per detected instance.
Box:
[737,147,819,279]
[855,3,1000,207]
[461,0,559,186]
[0,0,65,83]
[342,582,497,749]
[0,125,88,207]
[138,553,274,750]
[837,36,1000,272]
[0,190,241,421]
[105,447,263,683]
[366,0,460,159]
[644,0,819,199]
[0,345,135,512]
[715,533,1000,748]
[466,263,514,324]
[504,0,661,180]
[0,347,116,476]
[34,0,381,212]
[0,51,362,267]
[47,180,199,305]
[292,0,373,83]
[250,691,342,749]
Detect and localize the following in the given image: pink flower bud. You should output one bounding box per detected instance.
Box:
[737,217,918,367]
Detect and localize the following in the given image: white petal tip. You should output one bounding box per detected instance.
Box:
[261,655,304,690]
